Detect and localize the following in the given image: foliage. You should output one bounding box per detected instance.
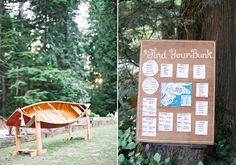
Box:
[118,127,172,165]
[89,111,99,117]
[106,113,114,117]
[86,0,117,116]
[118,0,181,164]
[0,0,115,117]
[206,139,236,165]
[198,161,204,165]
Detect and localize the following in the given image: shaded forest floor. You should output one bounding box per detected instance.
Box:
[0,124,117,165]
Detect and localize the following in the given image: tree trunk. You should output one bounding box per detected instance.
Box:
[0,0,5,117]
[201,0,236,144]
[144,0,236,164]
[179,0,236,111]
[177,0,202,40]
[2,76,6,117]
[0,0,3,13]
[165,0,235,163]
[0,0,4,56]
[201,0,236,110]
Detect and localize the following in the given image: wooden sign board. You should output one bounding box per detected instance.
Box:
[136,40,215,145]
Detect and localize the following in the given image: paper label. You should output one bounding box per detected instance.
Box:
[160,64,173,77]
[142,77,159,94]
[142,98,157,116]
[177,113,191,132]
[196,83,208,97]
[142,60,158,76]
[195,101,208,116]
[193,65,206,79]
[142,118,156,136]
[195,121,208,135]
[161,83,192,106]
[176,64,189,78]
[158,112,173,131]
[181,95,192,106]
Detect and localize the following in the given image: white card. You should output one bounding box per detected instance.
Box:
[160,64,173,77]
[158,112,173,131]
[177,113,191,132]
[176,64,189,78]
[142,98,157,116]
[196,83,208,97]
[181,95,192,106]
[142,77,159,95]
[195,101,208,116]
[195,121,208,135]
[193,65,206,79]
[142,60,158,76]
[142,118,156,136]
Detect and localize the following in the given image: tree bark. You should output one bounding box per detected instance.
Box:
[201,0,236,140]
[171,0,235,163]
[0,0,4,56]
[0,0,3,15]
[201,0,236,110]
[179,0,236,111]
[178,0,203,40]
[0,0,5,117]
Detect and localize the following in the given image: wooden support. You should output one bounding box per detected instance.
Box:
[11,126,21,156]
[67,110,92,140]
[12,115,47,157]
[17,134,35,138]
[35,115,47,155]
[68,123,72,139]
[15,126,21,150]
[25,115,36,127]
[85,111,91,140]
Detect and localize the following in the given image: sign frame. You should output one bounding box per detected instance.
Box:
[136,40,216,145]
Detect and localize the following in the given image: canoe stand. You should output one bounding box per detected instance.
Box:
[68,111,92,140]
[12,115,47,157]
[11,112,91,157]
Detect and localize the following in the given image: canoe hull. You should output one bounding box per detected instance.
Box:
[6,101,90,128]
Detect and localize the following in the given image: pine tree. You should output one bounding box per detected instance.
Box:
[87,0,117,116]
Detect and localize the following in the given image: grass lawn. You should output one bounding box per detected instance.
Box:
[0,124,117,165]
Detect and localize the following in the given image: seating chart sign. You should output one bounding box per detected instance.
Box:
[136,40,215,145]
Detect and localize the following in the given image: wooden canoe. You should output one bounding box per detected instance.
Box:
[6,101,90,128]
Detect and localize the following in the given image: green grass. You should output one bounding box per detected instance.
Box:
[0,124,117,165]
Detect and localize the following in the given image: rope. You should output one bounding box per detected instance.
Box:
[19,110,25,126]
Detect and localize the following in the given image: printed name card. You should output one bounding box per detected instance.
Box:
[137,40,215,145]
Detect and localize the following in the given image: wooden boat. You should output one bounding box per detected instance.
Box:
[6,101,90,128]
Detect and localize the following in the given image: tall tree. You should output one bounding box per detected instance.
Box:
[0,0,5,116]
[87,0,117,116]
[178,0,236,163]
[0,1,91,117]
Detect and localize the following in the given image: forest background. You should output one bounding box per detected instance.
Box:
[0,0,117,117]
[118,0,236,164]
